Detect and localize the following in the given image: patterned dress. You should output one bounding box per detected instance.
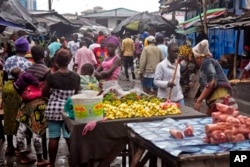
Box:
[3,55,32,134]
[44,71,80,121]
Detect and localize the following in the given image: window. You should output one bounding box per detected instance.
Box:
[117,20,121,25]
[96,19,108,27]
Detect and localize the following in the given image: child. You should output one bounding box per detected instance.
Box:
[11,67,39,95]
[80,63,99,91]
[42,48,80,167]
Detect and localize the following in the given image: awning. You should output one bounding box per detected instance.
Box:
[178,8,226,29]
[175,26,200,35]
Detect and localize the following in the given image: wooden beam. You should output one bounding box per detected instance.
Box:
[234,28,241,79]
[202,0,208,34]
[48,0,52,11]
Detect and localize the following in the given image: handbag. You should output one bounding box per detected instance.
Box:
[21,83,43,102]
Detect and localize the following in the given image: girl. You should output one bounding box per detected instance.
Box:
[42,49,81,167]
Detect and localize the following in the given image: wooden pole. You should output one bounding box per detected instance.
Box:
[168,57,179,100]
[202,0,208,35]
[48,0,52,11]
[172,0,176,24]
[234,28,240,79]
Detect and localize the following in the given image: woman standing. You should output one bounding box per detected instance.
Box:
[3,37,32,155]
[16,45,50,165]
[94,36,121,81]
[192,40,238,116]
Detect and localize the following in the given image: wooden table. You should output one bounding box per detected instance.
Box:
[126,117,243,167]
[63,106,205,167]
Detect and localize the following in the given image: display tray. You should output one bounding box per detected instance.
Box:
[127,117,250,158]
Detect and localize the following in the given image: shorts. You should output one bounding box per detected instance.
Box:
[47,120,70,139]
[142,77,157,89]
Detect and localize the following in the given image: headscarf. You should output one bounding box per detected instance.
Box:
[192,39,212,58]
[105,35,120,47]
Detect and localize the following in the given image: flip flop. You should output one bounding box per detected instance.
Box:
[20,157,36,165]
[37,160,50,167]
[5,147,16,156]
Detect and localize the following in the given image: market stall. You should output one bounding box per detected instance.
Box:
[126,116,250,167]
[63,106,205,167]
[230,79,250,114]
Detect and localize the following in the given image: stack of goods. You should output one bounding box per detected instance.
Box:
[103,92,181,120]
[179,44,193,59]
[204,103,250,144]
[169,124,194,139]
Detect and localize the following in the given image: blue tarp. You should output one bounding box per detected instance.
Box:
[0,17,25,28]
[186,29,244,60]
[127,117,250,157]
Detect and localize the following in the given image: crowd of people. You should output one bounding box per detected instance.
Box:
[0,28,240,166]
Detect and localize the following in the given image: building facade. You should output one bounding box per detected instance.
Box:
[19,0,37,10]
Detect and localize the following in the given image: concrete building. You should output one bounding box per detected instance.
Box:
[82,8,139,29]
[19,0,37,10]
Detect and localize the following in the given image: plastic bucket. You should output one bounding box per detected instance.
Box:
[71,90,103,123]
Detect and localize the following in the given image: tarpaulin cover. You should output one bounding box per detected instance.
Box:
[112,11,176,35]
[0,0,37,30]
[178,8,226,29]
[127,117,250,157]
[0,17,24,28]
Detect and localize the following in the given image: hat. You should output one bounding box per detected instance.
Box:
[192,39,211,58]
[14,36,29,52]
[146,35,156,43]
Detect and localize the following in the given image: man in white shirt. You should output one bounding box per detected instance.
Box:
[67,33,80,70]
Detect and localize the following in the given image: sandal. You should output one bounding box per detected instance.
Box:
[20,157,36,165]
[37,160,50,167]
[5,146,16,156]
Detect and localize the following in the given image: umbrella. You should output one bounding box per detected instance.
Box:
[0,0,37,31]
[112,11,176,35]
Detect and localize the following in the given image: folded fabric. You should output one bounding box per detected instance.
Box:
[64,97,75,119]
[82,118,107,136]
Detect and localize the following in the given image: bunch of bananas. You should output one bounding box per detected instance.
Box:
[103,92,181,120]
[179,44,193,58]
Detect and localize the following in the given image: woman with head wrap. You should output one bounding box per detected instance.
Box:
[192,39,238,116]
[94,35,121,81]
[3,36,32,155]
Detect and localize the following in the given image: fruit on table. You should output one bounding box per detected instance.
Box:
[103,93,181,119]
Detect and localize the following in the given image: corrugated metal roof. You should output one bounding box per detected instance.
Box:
[83,8,139,18]
[160,0,201,13]
[207,14,250,29]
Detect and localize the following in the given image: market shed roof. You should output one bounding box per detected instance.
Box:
[83,8,139,18]
[160,0,201,13]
